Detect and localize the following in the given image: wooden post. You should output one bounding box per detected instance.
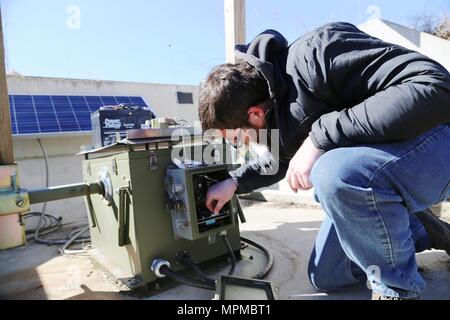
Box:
[0,7,23,250]
[224,0,246,63]
[0,8,14,165]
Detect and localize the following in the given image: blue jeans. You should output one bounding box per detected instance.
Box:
[308,124,450,299]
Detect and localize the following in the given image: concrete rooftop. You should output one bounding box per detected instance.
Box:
[0,199,449,300]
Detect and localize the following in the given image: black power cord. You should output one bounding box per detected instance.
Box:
[174,233,237,287]
[240,236,274,279]
[158,265,216,291]
[221,234,236,275]
[175,253,216,286]
[157,234,273,291]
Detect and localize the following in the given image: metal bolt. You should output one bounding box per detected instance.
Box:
[16,199,25,208]
[178,219,189,229]
[208,234,217,245]
[126,278,141,289]
[172,184,185,194]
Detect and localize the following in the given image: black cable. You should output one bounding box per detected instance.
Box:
[177,233,236,282]
[221,234,236,275]
[159,265,216,291]
[175,253,216,286]
[166,235,272,293]
[240,236,274,279]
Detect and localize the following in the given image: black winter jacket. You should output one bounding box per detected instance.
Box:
[229,22,450,194]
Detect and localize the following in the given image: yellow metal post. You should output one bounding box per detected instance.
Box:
[0,8,13,164]
[0,7,27,249]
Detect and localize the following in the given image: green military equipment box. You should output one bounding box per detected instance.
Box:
[81,138,242,290]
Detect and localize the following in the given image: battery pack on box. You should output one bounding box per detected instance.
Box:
[91,105,155,148]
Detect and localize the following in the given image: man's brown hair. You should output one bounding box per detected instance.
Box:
[198,61,269,130]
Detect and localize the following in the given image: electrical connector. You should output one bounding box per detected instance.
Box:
[151,258,171,278]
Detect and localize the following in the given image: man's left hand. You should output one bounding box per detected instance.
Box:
[286,136,325,192]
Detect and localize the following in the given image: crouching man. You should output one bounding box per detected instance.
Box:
[198,22,450,300]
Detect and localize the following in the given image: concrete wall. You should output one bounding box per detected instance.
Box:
[358,19,450,72]
[8,75,199,227]
[14,135,91,226]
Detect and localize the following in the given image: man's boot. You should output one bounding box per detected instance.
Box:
[415,208,450,255]
[372,292,416,300]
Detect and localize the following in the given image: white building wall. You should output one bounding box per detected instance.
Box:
[14,136,91,226]
[358,19,450,72]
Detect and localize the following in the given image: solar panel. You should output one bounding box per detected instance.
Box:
[8,95,152,135]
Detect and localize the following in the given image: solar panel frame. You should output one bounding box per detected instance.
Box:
[9,95,17,134]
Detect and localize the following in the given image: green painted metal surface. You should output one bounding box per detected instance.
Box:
[82,144,242,287]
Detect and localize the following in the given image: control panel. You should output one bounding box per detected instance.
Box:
[165,164,237,240]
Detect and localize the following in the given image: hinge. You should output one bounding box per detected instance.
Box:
[149,151,158,170]
[112,158,118,175]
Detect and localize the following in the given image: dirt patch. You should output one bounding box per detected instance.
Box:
[240,199,320,211]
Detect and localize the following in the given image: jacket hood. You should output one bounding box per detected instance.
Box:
[235,29,289,103]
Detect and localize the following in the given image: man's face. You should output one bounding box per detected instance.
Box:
[220,127,262,147]
[219,103,268,147]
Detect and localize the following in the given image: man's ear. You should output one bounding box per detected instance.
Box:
[247,105,266,128]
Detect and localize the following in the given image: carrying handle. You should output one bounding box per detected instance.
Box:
[118,186,131,247]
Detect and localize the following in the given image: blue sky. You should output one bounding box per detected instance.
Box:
[2,0,449,85]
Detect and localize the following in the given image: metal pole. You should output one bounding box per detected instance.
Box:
[224,0,246,63]
[28,183,101,205]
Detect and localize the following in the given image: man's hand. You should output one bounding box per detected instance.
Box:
[205,178,237,214]
[286,136,325,192]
